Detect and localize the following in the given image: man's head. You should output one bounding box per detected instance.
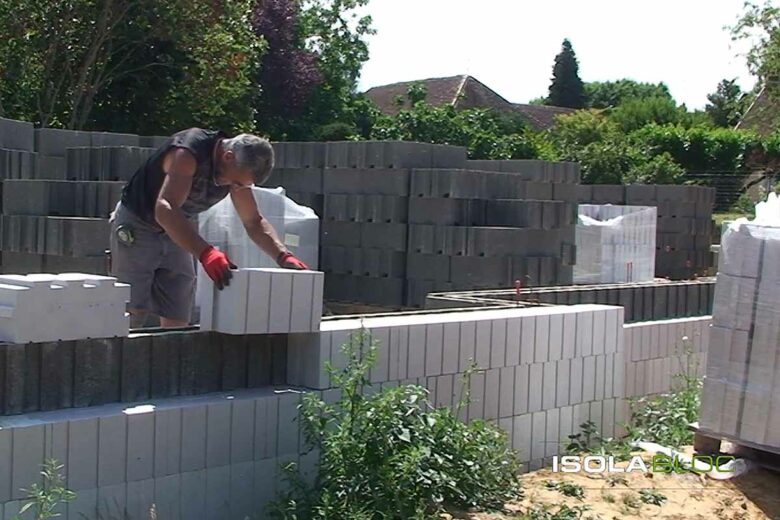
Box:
[215,134,274,188]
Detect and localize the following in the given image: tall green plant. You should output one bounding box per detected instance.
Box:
[13,459,76,520]
[270,329,522,519]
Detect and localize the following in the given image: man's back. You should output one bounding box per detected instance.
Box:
[121,128,230,226]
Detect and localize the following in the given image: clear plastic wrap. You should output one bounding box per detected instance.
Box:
[573,204,657,284]
[699,193,780,450]
[194,187,320,322]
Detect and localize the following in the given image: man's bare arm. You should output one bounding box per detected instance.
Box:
[230,186,287,260]
[154,148,210,257]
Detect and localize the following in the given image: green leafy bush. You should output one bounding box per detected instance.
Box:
[625,339,702,449]
[270,330,521,520]
[624,152,686,184]
[609,96,684,133]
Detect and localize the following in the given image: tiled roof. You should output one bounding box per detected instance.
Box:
[364,74,575,130]
[737,86,780,137]
[511,103,577,131]
[364,75,468,116]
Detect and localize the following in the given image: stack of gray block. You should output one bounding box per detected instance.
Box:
[578,184,715,279]
[66,146,155,181]
[266,144,580,307]
[405,164,579,306]
[0,117,37,179]
[324,142,466,307]
[699,222,780,451]
[0,117,169,275]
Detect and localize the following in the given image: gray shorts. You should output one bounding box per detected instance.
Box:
[109,202,195,322]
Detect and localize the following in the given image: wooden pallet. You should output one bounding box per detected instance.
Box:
[690,422,780,472]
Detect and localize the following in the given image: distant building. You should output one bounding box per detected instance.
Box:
[736,85,780,137]
[364,74,575,131]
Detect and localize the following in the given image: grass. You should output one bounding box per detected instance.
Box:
[713,211,749,231]
[639,488,668,506]
[544,480,585,501]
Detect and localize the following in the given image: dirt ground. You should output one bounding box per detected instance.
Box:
[460,452,780,520]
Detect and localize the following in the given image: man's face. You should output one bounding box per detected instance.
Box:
[217,149,255,188]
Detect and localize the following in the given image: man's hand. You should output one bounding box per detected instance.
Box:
[200,245,237,289]
[277,251,308,270]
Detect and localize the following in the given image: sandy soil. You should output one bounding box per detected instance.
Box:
[455,455,780,519]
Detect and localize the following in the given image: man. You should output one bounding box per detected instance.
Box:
[110,128,308,328]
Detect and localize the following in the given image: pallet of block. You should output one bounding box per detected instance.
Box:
[698,219,780,453]
[690,421,780,473]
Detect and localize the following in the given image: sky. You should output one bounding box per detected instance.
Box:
[357,0,758,109]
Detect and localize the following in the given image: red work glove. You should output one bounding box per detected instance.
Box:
[199,245,237,290]
[277,251,308,270]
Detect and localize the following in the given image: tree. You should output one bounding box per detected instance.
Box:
[608,96,684,132]
[547,39,587,109]
[370,86,541,160]
[251,0,323,138]
[0,0,263,132]
[705,78,751,127]
[731,2,780,88]
[298,0,375,136]
[585,80,673,109]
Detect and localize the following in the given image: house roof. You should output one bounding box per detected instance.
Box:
[512,103,577,131]
[736,86,780,137]
[364,75,513,115]
[364,74,575,130]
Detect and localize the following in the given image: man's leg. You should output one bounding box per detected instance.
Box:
[109,203,160,325]
[153,237,196,328]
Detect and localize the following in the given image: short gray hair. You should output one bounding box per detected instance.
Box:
[223,134,275,185]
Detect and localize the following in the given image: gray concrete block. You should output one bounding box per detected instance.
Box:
[323,168,410,196]
[360,222,407,251]
[413,168,488,198]
[406,253,450,281]
[126,410,155,482]
[181,405,208,472]
[625,184,657,204]
[526,182,554,200]
[485,200,544,228]
[139,135,169,148]
[2,180,47,215]
[321,220,361,247]
[466,227,527,257]
[431,143,468,168]
[373,141,433,168]
[97,414,127,487]
[450,256,510,286]
[359,276,405,306]
[0,118,35,151]
[206,465,231,519]
[590,185,625,204]
[552,182,579,202]
[34,128,91,156]
[34,155,67,180]
[272,142,325,168]
[0,149,37,179]
[153,408,182,478]
[40,341,74,411]
[206,402,231,467]
[408,197,485,226]
[74,338,121,407]
[180,470,207,520]
[90,132,140,147]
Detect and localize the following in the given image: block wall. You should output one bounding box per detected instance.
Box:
[0,307,713,519]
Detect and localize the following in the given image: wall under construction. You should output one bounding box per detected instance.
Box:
[0,305,712,520]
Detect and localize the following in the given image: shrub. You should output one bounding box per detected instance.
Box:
[625,338,702,449]
[269,329,522,519]
[624,152,686,184]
